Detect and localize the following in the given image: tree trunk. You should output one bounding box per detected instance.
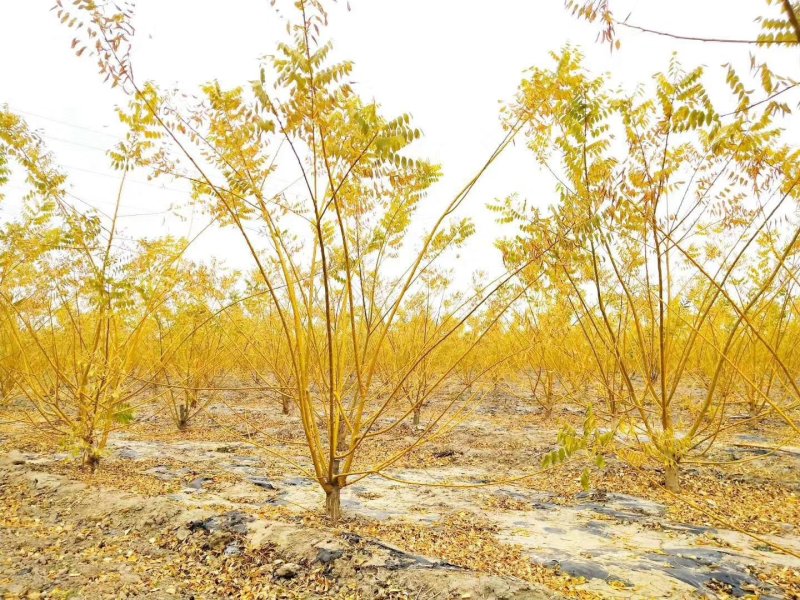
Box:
[608,391,617,416]
[412,406,421,427]
[325,485,341,523]
[664,462,680,492]
[545,372,554,415]
[607,378,618,415]
[178,404,189,429]
[747,388,763,417]
[325,418,348,523]
[282,396,290,415]
[83,447,100,473]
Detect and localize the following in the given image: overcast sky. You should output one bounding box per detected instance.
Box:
[1,1,793,285]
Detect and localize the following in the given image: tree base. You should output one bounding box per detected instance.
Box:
[82,451,100,473]
[325,486,341,523]
[664,463,680,492]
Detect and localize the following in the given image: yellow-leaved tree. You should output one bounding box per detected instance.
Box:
[57,0,523,519]
[497,48,800,491]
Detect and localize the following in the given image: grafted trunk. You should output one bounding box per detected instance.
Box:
[178,403,189,429]
[664,462,680,492]
[83,446,100,473]
[183,388,197,410]
[325,485,341,523]
[746,387,765,417]
[608,389,617,416]
[606,374,618,416]
[544,371,554,416]
[324,419,348,523]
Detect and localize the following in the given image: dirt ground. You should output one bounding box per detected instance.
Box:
[1,393,799,599]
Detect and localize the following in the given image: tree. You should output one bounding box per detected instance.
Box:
[498,48,800,491]
[131,241,234,430]
[0,110,63,406]
[57,0,520,519]
[0,107,191,469]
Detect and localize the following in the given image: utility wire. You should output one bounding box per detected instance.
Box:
[6,105,120,139]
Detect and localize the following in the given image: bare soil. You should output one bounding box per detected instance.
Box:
[1,394,798,599]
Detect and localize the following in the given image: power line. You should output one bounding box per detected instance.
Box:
[6,105,120,139]
[4,106,195,195]
[60,162,191,194]
[2,184,183,221]
[38,133,112,153]
[5,105,305,204]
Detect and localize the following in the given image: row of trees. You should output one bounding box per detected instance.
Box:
[1,0,798,519]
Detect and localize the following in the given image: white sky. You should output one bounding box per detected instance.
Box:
[1,0,794,286]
